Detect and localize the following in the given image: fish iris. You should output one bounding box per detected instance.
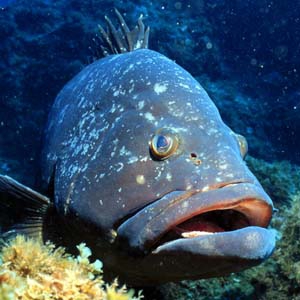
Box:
[150,132,178,160]
[156,135,170,152]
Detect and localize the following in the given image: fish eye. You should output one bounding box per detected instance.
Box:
[149,131,179,160]
[236,134,248,159]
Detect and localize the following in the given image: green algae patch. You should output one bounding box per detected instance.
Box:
[246,156,300,204]
[0,235,142,300]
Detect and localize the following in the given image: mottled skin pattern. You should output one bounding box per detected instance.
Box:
[41,49,275,285]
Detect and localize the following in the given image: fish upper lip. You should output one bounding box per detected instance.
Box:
[116,181,273,254]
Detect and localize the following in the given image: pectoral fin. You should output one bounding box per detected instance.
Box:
[0,175,52,240]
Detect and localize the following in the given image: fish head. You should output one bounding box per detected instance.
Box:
[62,49,275,284]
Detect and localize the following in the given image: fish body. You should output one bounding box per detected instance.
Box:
[0,12,275,285]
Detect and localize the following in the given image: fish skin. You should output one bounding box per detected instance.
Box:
[37,47,275,285]
[43,49,258,230]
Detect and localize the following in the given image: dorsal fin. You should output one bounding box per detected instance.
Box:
[96,9,150,57]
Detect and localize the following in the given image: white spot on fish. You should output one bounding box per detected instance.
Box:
[110,102,117,113]
[67,165,78,177]
[78,96,85,107]
[116,162,124,172]
[145,112,155,122]
[166,172,172,181]
[207,128,219,136]
[155,169,162,180]
[219,164,228,170]
[182,201,189,209]
[154,83,168,95]
[128,156,139,164]
[128,83,135,94]
[119,146,132,156]
[81,144,90,155]
[202,185,210,192]
[140,156,149,162]
[138,100,145,110]
[186,184,193,190]
[179,82,191,90]
[136,174,146,185]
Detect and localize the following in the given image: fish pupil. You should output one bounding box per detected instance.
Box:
[156,135,170,152]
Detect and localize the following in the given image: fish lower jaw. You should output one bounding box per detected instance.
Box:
[152,226,276,262]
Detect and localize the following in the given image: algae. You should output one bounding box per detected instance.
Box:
[246,156,300,204]
[0,235,142,300]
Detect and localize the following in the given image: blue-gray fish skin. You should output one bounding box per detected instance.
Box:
[40,47,275,285]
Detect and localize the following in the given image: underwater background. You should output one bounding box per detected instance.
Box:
[0,0,299,299]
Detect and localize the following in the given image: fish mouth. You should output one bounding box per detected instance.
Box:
[116,182,275,260]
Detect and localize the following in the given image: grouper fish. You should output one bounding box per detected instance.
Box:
[0,10,275,285]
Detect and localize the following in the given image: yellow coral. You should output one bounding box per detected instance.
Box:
[0,235,142,300]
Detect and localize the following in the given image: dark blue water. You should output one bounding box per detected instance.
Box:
[1,0,299,187]
[0,1,299,298]
[0,0,15,8]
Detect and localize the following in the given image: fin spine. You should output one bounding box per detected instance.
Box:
[96,9,150,57]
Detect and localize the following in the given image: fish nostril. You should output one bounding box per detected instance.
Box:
[190,153,202,165]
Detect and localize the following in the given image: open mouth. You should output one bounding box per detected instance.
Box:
[116,182,274,255]
[159,209,250,243]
